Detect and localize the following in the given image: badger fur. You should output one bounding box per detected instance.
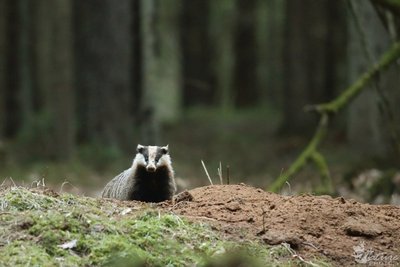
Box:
[101,144,176,202]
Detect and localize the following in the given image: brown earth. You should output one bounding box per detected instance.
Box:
[162,184,400,266]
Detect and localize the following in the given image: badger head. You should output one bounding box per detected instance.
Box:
[135,144,170,172]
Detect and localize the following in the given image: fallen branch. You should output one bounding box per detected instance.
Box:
[269,41,400,193]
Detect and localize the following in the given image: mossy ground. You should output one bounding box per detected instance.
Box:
[0,185,320,267]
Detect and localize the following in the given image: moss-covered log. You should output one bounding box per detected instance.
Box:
[269,114,329,192]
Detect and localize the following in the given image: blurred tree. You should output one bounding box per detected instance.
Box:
[280,0,346,134]
[281,0,312,134]
[30,0,75,160]
[209,0,236,112]
[3,0,21,138]
[0,0,6,138]
[139,0,160,144]
[17,0,34,128]
[262,0,285,106]
[347,0,400,160]
[132,0,142,116]
[140,0,182,128]
[74,0,135,152]
[156,0,182,123]
[181,0,215,107]
[233,0,258,107]
[49,0,75,160]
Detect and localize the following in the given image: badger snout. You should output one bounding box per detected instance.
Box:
[146,164,156,172]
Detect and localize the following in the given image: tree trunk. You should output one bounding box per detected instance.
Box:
[281,0,312,134]
[4,0,21,137]
[17,0,34,126]
[261,0,285,107]
[0,0,6,138]
[324,0,347,101]
[154,0,182,123]
[30,0,75,160]
[209,0,236,112]
[139,0,160,144]
[233,0,258,108]
[131,0,142,117]
[49,0,75,160]
[181,0,214,107]
[74,0,135,152]
[280,0,346,134]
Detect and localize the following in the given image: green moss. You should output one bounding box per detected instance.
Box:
[0,241,56,267]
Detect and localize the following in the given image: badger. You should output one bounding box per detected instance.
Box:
[101,144,176,202]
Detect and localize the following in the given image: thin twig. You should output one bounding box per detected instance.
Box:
[59,181,79,193]
[226,165,230,185]
[261,207,266,233]
[285,181,292,195]
[218,161,223,184]
[201,160,213,185]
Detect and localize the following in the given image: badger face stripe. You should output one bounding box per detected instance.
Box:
[135,145,170,171]
[147,146,157,162]
[143,146,157,172]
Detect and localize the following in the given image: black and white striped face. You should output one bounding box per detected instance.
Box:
[135,144,170,172]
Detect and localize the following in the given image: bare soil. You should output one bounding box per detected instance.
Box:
[163,184,400,266]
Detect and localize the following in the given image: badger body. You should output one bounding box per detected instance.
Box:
[101,145,176,202]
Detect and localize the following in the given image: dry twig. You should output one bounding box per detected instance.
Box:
[201,160,213,185]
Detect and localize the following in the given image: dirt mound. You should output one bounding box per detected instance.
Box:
[167,184,400,266]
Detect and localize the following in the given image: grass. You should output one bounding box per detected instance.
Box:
[0,185,326,266]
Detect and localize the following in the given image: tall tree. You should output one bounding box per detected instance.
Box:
[181,0,214,107]
[138,0,182,144]
[152,0,182,123]
[209,0,236,112]
[0,0,6,139]
[280,0,346,134]
[233,0,258,107]
[139,0,160,144]
[17,0,34,127]
[49,0,75,160]
[28,0,75,160]
[261,0,285,106]
[4,0,21,138]
[74,0,135,152]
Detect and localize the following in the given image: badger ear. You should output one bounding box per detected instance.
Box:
[161,145,169,154]
[137,144,145,154]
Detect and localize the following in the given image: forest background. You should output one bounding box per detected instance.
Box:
[0,0,399,203]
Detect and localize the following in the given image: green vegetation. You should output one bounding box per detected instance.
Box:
[0,186,320,266]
